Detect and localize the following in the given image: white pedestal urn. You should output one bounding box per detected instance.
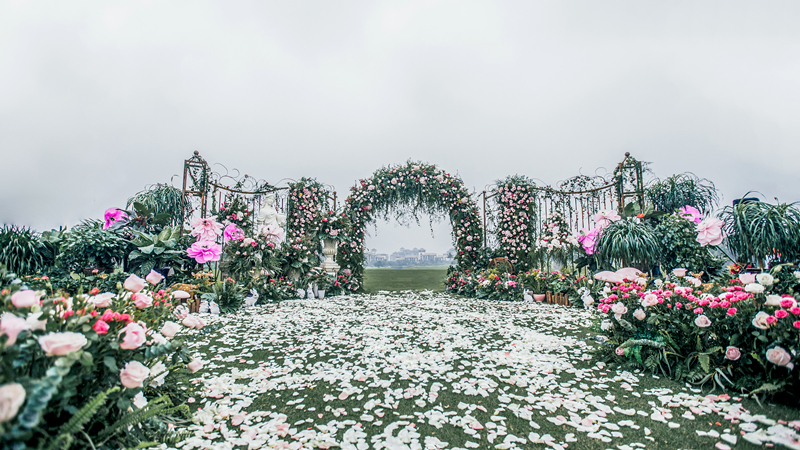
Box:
[321,238,340,276]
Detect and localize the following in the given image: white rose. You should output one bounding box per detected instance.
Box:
[794,271,800,281]
[752,311,771,330]
[87,292,114,308]
[745,283,765,294]
[756,273,774,287]
[764,295,783,306]
[694,314,712,328]
[38,332,87,356]
[0,383,26,423]
[654,279,663,288]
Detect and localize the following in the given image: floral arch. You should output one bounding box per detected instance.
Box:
[336,162,484,283]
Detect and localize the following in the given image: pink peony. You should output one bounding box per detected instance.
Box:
[38,332,87,356]
[160,321,181,338]
[186,241,222,264]
[119,361,150,389]
[694,314,712,328]
[182,315,205,329]
[678,205,703,224]
[145,270,164,285]
[188,359,204,373]
[92,320,109,335]
[593,210,621,229]
[132,293,153,309]
[766,347,793,368]
[103,208,129,230]
[190,217,222,242]
[1,314,30,346]
[223,223,245,243]
[0,383,26,423]
[119,323,147,349]
[10,290,40,308]
[696,217,725,247]
[725,346,741,361]
[576,228,601,255]
[123,274,147,293]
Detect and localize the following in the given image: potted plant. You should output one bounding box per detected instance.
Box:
[520,269,548,301]
[126,226,185,277]
[315,273,334,298]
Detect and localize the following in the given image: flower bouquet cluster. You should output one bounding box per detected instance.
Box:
[596,265,800,399]
[327,270,360,296]
[474,270,523,301]
[216,194,254,232]
[0,269,205,448]
[494,180,534,269]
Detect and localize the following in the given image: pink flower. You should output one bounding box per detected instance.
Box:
[641,294,659,308]
[752,311,771,329]
[0,383,26,423]
[190,217,222,242]
[182,315,205,329]
[103,208,128,230]
[223,223,245,243]
[132,293,153,309]
[766,347,793,368]
[794,321,800,329]
[188,359,204,373]
[160,321,181,338]
[145,270,164,285]
[672,268,687,278]
[87,292,114,308]
[10,290,40,308]
[38,332,87,356]
[577,228,601,255]
[173,305,189,319]
[696,217,725,246]
[725,346,741,361]
[119,323,147,349]
[694,314,712,328]
[780,298,797,309]
[615,347,625,356]
[693,307,703,314]
[93,320,109,335]
[1,314,30,346]
[119,361,150,389]
[727,308,737,316]
[187,241,222,264]
[738,273,756,285]
[593,210,621,229]
[123,274,147,293]
[775,310,789,319]
[633,309,646,321]
[262,223,284,244]
[172,290,190,300]
[791,307,800,315]
[611,302,628,317]
[677,205,703,224]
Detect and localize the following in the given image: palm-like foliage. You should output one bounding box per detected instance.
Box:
[719,198,800,266]
[0,225,44,275]
[594,219,660,270]
[646,173,718,214]
[127,184,187,227]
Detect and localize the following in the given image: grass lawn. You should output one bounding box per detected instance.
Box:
[173,293,800,450]
[363,267,449,293]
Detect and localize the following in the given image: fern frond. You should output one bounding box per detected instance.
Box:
[96,396,172,443]
[61,386,120,435]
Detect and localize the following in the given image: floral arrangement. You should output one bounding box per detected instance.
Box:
[327,270,360,296]
[221,235,280,282]
[186,217,222,265]
[595,264,800,399]
[493,178,535,269]
[535,211,580,253]
[215,194,255,233]
[337,161,483,286]
[474,270,523,301]
[317,211,348,242]
[0,269,205,448]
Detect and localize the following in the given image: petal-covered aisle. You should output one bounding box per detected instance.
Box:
[169,292,800,450]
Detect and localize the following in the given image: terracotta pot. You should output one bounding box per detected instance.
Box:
[533,294,546,302]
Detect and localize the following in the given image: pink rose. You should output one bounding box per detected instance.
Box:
[672,268,687,278]
[615,347,625,356]
[725,346,741,361]
[119,361,150,389]
[696,218,725,246]
[119,323,147,349]
[739,273,756,285]
[182,315,205,329]
[633,309,646,321]
[611,302,628,316]
[132,293,153,309]
[641,294,659,308]
[123,274,147,293]
[38,332,88,356]
[775,310,789,319]
[0,383,26,423]
[87,292,114,308]
[10,290,40,308]
[1,314,30,346]
[765,347,793,368]
[188,359,204,373]
[92,320,109,335]
[727,308,737,316]
[145,270,164,285]
[161,321,181,338]
[694,314,712,328]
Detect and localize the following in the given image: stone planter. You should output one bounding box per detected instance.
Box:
[321,238,340,275]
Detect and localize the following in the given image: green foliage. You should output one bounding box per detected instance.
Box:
[646,173,718,214]
[0,224,45,276]
[654,214,723,276]
[57,220,131,272]
[127,184,187,228]
[720,197,800,266]
[594,219,660,270]
[127,226,184,276]
[201,279,245,314]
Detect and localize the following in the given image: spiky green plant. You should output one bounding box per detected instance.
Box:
[719,197,800,266]
[594,219,660,270]
[0,224,44,276]
[645,173,718,214]
[127,184,187,227]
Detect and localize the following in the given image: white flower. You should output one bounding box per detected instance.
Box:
[794,271,800,281]
[756,273,774,287]
[633,309,646,321]
[745,283,765,294]
[764,295,783,306]
[641,294,659,308]
[600,320,613,331]
[148,361,169,388]
[582,294,594,307]
[654,279,663,288]
[752,311,771,330]
[132,392,148,409]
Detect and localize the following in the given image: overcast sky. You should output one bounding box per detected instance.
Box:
[2,1,799,254]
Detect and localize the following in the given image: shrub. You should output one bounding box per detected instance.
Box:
[646,173,718,214]
[57,221,131,273]
[0,225,44,276]
[719,198,800,267]
[654,213,723,277]
[593,219,659,271]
